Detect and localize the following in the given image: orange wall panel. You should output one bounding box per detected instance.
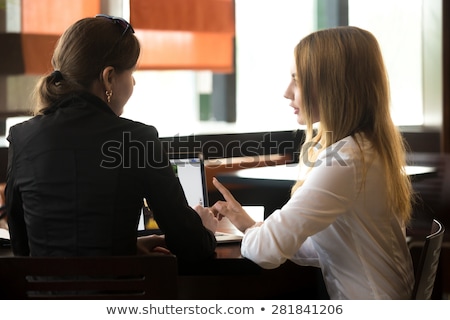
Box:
[22,0,100,34]
[130,0,235,33]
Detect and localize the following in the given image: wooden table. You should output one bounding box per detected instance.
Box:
[176,214,328,299]
[0,223,328,300]
[0,246,326,300]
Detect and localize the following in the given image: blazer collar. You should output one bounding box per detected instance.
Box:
[44,91,116,116]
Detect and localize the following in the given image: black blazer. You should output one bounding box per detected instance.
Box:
[5,92,216,261]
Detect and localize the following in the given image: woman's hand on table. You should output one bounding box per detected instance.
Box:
[137,234,171,255]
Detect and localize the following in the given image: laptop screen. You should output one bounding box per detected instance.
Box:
[138,153,208,234]
[169,155,208,208]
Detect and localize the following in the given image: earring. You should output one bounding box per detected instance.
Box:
[105,90,113,103]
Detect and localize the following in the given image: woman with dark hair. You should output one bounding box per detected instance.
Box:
[198,26,414,299]
[6,15,217,261]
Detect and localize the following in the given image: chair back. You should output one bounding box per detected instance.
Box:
[0,254,178,299]
[410,219,445,299]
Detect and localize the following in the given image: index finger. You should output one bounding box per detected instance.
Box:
[212,177,237,203]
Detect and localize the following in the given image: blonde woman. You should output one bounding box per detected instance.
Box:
[198,26,414,299]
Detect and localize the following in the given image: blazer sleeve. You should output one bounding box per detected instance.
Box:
[5,130,30,256]
[136,126,216,262]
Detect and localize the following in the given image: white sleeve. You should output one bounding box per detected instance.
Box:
[290,237,320,267]
[240,149,359,269]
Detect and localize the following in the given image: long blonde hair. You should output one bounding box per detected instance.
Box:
[291,26,412,223]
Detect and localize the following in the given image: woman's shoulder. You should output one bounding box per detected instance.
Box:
[117,117,160,138]
[321,134,373,161]
[7,115,43,142]
[304,134,376,179]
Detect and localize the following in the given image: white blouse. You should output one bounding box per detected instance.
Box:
[241,135,414,299]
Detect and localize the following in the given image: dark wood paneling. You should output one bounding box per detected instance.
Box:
[401,127,441,153]
[160,130,304,159]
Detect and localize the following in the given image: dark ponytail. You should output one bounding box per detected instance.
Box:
[34,69,84,114]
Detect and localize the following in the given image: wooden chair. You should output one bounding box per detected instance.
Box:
[0,254,178,299]
[409,219,445,299]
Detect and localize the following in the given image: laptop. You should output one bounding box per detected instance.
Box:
[138,152,243,243]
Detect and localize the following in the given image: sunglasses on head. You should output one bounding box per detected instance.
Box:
[95,14,135,36]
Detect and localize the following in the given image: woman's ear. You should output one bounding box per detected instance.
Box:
[101,66,115,91]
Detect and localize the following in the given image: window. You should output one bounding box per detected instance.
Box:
[122,0,315,137]
[3,0,441,141]
[122,0,438,137]
[349,0,428,125]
